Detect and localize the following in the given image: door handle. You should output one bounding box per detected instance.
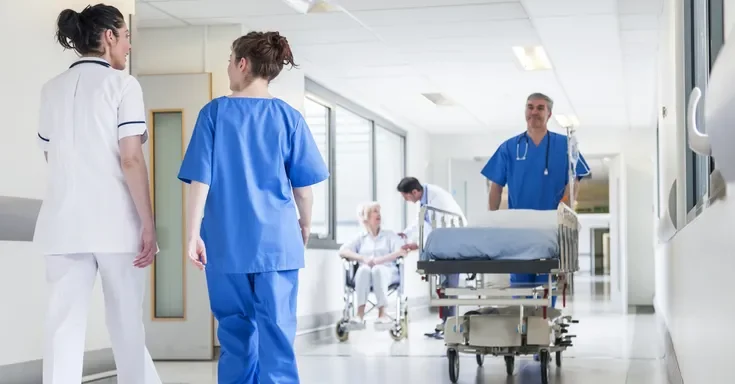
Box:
[687,87,711,156]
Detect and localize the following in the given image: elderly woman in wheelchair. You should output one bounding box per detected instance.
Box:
[335,202,409,341]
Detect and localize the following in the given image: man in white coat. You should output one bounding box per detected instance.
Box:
[396,177,467,338]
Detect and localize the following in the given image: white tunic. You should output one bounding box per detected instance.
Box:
[34,57,148,255]
[340,229,403,264]
[403,183,467,242]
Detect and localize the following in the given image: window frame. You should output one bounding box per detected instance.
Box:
[304,78,408,249]
[683,0,724,223]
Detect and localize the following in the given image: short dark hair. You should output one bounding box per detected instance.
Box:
[56,4,126,56]
[232,31,297,81]
[396,177,423,194]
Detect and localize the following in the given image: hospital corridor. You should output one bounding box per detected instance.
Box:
[1,0,734,383]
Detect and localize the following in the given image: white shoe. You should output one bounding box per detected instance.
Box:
[375,316,392,325]
[348,317,366,329]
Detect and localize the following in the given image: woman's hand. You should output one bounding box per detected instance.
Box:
[187,235,207,271]
[133,225,157,268]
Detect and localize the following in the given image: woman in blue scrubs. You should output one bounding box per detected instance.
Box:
[178,31,329,384]
[481,92,591,308]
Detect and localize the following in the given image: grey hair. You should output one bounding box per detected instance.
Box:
[356,201,381,224]
[527,92,554,112]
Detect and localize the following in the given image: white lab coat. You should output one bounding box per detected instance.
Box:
[403,183,467,243]
[36,57,161,384]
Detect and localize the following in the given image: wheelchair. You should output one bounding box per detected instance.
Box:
[334,256,409,342]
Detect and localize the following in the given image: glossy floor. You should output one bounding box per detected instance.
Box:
[98,275,669,384]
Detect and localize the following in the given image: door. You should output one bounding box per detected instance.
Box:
[138,73,214,360]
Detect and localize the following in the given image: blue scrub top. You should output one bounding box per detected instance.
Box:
[178,97,330,274]
[481,131,590,210]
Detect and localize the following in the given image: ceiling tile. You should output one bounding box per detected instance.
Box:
[147,0,297,19]
[350,3,528,27]
[337,0,519,12]
[522,0,616,18]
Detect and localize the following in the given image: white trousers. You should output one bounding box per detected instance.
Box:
[43,253,161,384]
[354,264,395,308]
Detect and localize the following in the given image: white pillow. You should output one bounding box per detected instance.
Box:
[469,209,559,230]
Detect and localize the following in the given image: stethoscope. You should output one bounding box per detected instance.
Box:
[516,131,551,176]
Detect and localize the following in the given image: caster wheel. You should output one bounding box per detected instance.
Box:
[539,350,550,384]
[556,351,562,367]
[335,321,349,342]
[504,355,515,375]
[390,314,409,341]
[476,354,484,367]
[448,349,460,383]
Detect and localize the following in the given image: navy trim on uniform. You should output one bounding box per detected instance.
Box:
[70,60,111,69]
[38,133,50,142]
[118,121,146,127]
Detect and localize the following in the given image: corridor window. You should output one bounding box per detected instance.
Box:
[683,0,724,220]
[303,97,330,238]
[375,126,406,232]
[335,107,373,244]
[304,79,407,248]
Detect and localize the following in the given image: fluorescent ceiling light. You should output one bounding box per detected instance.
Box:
[281,0,339,14]
[512,46,552,71]
[554,114,580,128]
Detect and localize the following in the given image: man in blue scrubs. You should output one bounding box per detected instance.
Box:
[481,92,590,308]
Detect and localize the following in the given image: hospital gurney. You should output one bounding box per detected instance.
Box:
[416,204,580,384]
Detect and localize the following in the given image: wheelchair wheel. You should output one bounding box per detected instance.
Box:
[447,349,460,383]
[335,320,349,342]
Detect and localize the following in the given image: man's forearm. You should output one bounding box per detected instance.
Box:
[293,186,313,228]
[121,158,154,229]
[488,183,502,211]
[186,181,210,239]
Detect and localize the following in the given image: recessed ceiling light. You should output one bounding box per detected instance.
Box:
[281,0,339,14]
[421,92,455,107]
[554,114,580,128]
[512,46,553,71]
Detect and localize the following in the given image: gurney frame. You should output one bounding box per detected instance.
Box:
[415,204,580,383]
[415,123,583,383]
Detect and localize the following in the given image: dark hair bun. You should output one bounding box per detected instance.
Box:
[54,5,125,56]
[231,31,298,81]
[56,9,83,51]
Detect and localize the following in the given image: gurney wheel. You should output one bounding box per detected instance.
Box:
[504,356,514,375]
[335,321,349,342]
[447,349,460,383]
[555,351,562,367]
[476,354,484,367]
[539,350,550,384]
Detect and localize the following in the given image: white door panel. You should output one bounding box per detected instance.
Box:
[138,73,214,360]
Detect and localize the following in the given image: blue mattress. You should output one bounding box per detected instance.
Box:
[420,227,559,261]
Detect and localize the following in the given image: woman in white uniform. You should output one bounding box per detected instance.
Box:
[34,5,161,384]
[339,202,407,326]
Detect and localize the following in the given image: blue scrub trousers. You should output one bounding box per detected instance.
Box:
[206,269,300,384]
[441,274,460,322]
[510,273,557,308]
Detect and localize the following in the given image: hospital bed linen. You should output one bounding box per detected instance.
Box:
[420,227,559,261]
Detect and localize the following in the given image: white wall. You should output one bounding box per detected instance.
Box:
[655,0,735,382]
[133,25,432,321]
[577,214,610,256]
[0,0,135,369]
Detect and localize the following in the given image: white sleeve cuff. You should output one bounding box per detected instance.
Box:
[118,121,148,144]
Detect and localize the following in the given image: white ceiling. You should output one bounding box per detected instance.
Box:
[134,0,663,134]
